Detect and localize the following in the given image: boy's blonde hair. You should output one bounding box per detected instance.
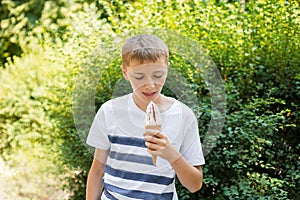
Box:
[122,34,169,67]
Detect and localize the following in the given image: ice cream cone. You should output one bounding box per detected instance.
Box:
[144,101,162,166]
[145,125,161,130]
[152,153,157,166]
[145,125,161,165]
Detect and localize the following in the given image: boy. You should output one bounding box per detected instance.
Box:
[86,34,205,200]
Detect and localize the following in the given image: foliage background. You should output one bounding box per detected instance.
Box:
[0,0,299,199]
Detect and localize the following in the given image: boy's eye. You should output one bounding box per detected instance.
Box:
[153,75,163,79]
[153,72,165,79]
[134,76,144,80]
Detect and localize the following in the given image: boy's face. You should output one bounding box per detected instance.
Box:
[122,58,168,104]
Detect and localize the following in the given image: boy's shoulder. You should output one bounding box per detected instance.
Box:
[98,93,131,112]
[178,100,197,118]
[167,97,197,120]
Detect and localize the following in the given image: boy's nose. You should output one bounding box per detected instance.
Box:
[144,80,155,89]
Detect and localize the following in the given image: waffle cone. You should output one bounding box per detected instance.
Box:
[152,155,157,166]
[145,125,161,166]
[145,125,161,130]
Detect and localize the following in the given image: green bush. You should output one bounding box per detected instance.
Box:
[0,46,68,199]
[0,0,71,68]
[53,0,299,199]
[0,0,299,199]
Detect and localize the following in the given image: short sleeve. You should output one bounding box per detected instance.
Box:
[180,113,205,166]
[86,106,111,150]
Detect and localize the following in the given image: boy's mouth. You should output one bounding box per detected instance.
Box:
[143,92,157,98]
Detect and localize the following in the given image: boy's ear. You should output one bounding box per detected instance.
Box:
[121,65,129,80]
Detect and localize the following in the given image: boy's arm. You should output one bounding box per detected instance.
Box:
[170,158,203,193]
[144,132,203,193]
[86,148,109,200]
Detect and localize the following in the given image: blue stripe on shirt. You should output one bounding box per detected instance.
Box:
[109,151,153,165]
[105,165,174,185]
[104,182,174,200]
[108,135,147,148]
[103,188,118,200]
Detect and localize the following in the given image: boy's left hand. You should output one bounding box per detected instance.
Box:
[144,131,182,164]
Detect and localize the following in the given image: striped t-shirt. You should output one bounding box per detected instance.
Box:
[87,93,205,200]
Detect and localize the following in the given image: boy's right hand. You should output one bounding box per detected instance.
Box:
[144,131,182,164]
